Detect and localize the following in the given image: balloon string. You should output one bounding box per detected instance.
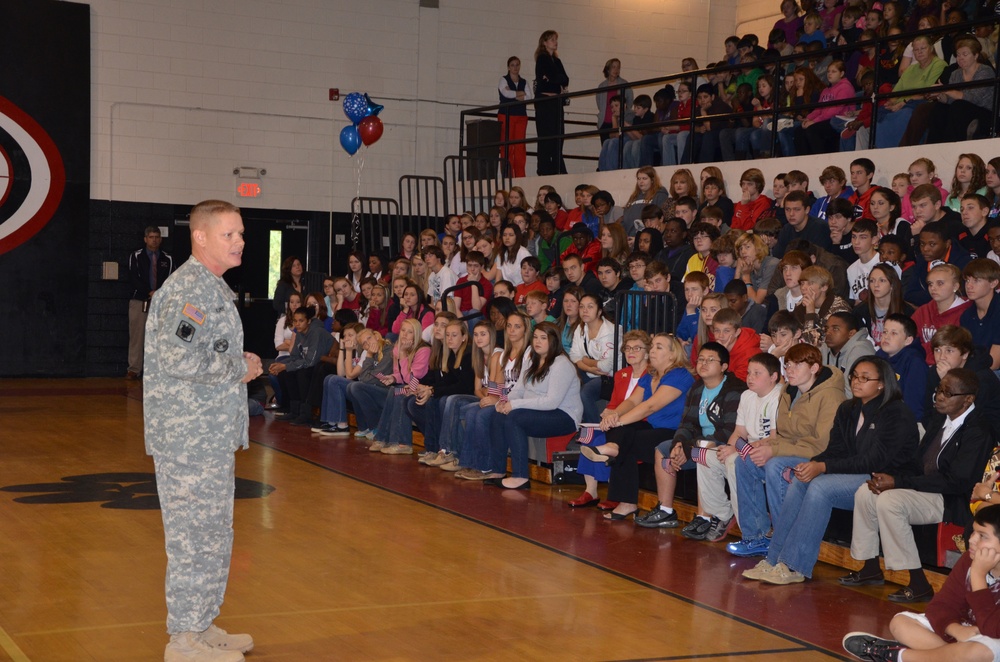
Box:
[351,150,366,249]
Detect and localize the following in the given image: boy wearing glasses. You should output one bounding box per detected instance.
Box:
[844,368,992,606]
[646,342,746,542]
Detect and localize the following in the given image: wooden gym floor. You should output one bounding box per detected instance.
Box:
[0,379,911,661]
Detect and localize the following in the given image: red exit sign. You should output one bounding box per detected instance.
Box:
[236,182,261,198]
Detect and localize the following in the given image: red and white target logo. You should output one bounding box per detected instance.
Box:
[0,96,65,255]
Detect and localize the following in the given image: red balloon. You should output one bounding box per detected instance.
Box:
[358,116,383,146]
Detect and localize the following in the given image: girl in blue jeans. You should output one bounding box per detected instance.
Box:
[424,321,502,472]
[742,357,918,585]
[489,322,582,489]
[455,312,531,481]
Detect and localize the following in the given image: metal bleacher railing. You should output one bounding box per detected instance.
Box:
[458,15,1000,171]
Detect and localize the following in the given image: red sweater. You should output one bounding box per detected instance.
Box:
[925,552,1000,640]
[726,327,760,382]
[561,239,603,272]
[732,195,773,231]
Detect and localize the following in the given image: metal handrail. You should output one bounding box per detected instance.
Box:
[461,14,1000,166]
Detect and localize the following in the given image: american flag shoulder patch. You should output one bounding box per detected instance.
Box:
[182,303,206,325]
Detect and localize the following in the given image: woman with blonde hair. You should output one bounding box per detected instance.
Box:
[508,186,530,211]
[370,317,430,455]
[428,320,503,471]
[344,330,396,439]
[580,333,696,520]
[734,233,779,305]
[622,166,669,238]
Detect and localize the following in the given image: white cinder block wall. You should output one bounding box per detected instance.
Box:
[86,0,742,212]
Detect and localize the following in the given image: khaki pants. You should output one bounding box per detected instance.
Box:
[128,299,147,374]
[852,485,943,571]
[696,450,739,522]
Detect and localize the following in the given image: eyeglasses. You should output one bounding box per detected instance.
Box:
[849,374,882,383]
[696,357,720,365]
[934,387,973,398]
[623,345,648,352]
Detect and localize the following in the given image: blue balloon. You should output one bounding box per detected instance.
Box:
[363,93,384,117]
[339,125,361,155]
[343,93,368,124]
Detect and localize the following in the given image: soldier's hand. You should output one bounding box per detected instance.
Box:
[243,352,263,383]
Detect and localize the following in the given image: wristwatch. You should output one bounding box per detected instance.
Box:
[986,492,993,502]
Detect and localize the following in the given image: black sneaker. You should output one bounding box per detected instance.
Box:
[312,422,335,433]
[635,506,680,529]
[319,425,351,437]
[272,410,296,420]
[680,516,713,540]
[842,632,904,662]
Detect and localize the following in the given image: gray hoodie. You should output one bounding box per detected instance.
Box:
[821,327,876,397]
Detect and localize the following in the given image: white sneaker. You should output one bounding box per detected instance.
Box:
[200,624,254,653]
[742,559,775,581]
[165,632,244,662]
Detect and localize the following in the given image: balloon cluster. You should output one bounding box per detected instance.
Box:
[339,93,384,155]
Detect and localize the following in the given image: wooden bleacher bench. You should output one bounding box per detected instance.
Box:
[525,433,953,591]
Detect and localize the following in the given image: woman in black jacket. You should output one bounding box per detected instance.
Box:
[534,30,569,176]
[742,356,919,586]
[848,368,995,603]
[407,320,476,464]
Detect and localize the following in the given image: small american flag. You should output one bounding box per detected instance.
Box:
[487,381,503,397]
[407,374,420,391]
[781,466,794,483]
[498,387,510,404]
[375,372,388,380]
[734,437,753,461]
[659,456,677,476]
[691,447,710,466]
[578,427,594,445]
[394,386,406,396]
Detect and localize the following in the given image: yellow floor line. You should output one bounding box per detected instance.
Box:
[0,622,30,662]
[15,588,647,637]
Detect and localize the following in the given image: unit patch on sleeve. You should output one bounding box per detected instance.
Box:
[176,321,196,342]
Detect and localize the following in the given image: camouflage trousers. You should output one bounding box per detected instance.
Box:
[153,450,235,634]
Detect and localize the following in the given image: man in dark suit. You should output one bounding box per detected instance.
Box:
[128,225,174,379]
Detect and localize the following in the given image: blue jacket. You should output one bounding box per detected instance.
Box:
[877,343,928,421]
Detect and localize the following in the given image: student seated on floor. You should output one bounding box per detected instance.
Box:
[843,504,1000,662]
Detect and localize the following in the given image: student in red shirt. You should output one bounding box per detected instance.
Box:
[454,251,492,319]
[848,157,880,221]
[514,255,547,305]
[732,168,773,231]
[560,223,603,272]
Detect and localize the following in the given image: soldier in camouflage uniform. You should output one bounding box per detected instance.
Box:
[144,200,262,662]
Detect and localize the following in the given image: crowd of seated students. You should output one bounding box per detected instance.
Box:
[594,0,999,170]
[263,149,1000,647]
